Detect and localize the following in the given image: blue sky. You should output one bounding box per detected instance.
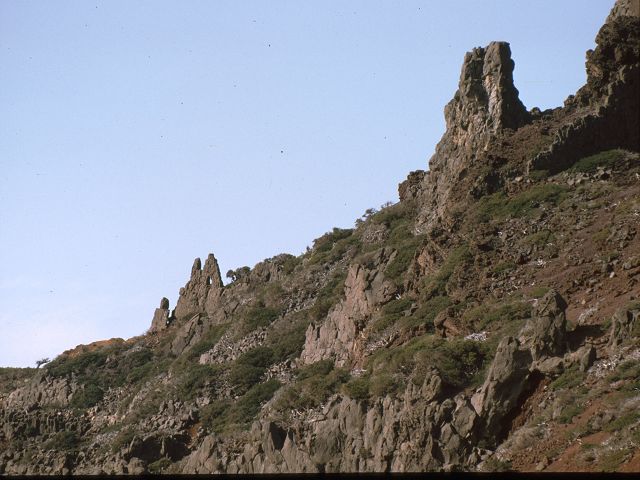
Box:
[0,0,614,367]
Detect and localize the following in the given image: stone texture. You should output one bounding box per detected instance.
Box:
[608,305,640,350]
[149,297,170,333]
[300,249,397,367]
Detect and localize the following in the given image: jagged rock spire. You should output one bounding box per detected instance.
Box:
[174,253,224,319]
[439,41,529,159]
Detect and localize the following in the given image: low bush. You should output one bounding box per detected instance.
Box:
[45,431,81,452]
[268,317,308,363]
[402,295,451,330]
[550,365,585,390]
[148,458,172,473]
[202,380,281,432]
[569,149,625,174]
[420,244,472,297]
[604,411,640,432]
[308,271,347,322]
[368,335,489,389]
[177,364,223,400]
[229,346,275,393]
[241,305,281,335]
[342,377,371,401]
[558,403,585,424]
[70,382,104,409]
[462,300,531,331]
[474,184,568,222]
[111,427,136,453]
[274,360,349,413]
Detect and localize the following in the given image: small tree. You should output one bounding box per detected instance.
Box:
[36,357,51,369]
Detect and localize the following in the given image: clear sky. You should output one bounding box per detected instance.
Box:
[0,0,614,367]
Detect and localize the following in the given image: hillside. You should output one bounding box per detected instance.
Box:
[1,0,639,474]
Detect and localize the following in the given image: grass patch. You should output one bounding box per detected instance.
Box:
[148,458,172,473]
[44,431,81,452]
[273,360,349,413]
[308,271,347,322]
[550,364,586,391]
[229,346,275,393]
[569,149,625,174]
[604,411,640,432]
[558,403,585,424]
[420,244,472,297]
[462,300,531,331]
[240,304,281,335]
[367,335,490,389]
[177,364,223,400]
[474,183,568,222]
[599,447,633,472]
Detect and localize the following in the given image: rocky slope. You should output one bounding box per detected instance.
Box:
[1,0,639,474]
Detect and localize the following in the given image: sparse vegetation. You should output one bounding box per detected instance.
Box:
[550,365,586,391]
[569,149,625,174]
[474,183,568,222]
[274,360,349,413]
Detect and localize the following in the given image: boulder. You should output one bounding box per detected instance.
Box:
[608,305,640,350]
[149,297,170,333]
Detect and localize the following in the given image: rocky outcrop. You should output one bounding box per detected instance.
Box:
[149,297,171,333]
[410,41,530,231]
[300,249,397,367]
[174,254,224,320]
[5,373,77,409]
[608,304,640,350]
[529,2,640,173]
[473,290,570,441]
[182,386,486,474]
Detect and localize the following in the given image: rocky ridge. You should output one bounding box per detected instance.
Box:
[1,0,639,474]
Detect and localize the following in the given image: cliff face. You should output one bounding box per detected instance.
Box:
[1,0,639,475]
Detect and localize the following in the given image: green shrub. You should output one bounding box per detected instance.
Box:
[383,297,413,316]
[493,261,516,275]
[599,447,634,472]
[530,286,550,299]
[177,364,222,400]
[550,365,585,390]
[111,427,136,453]
[228,379,281,426]
[45,431,81,452]
[201,399,231,433]
[604,411,640,432]
[421,244,472,297]
[342,377,371,401]
[185,324,229,361]
[370,373,401,397]
[371,200,417,231]
[462,300,531,331]
[47,349,111,379]
[308,228,358,265]
[274,360,349,413]
[241,305,281,334]
[268,318,308,363]
[148,457,172,473]
[569,149,625,174]
[402,295,451,330]
[0,367,36,394]
[558,403,585,424]
[203,380,281,432]
[70,382,104,409]
[385,244,417,284]
[309,271,347,322]
[229,346,275,393]
[474,184,568,222]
